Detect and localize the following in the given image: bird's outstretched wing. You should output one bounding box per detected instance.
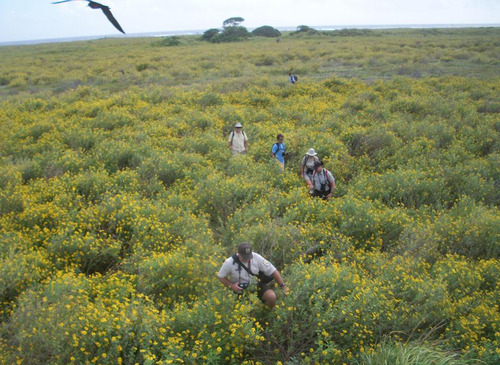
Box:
[99,6,125,34]
[52,0,125,34]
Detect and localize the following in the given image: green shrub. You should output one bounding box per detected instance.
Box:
[152,36,181,47]
[201,28,220,42]
[251,26,281,38]
[211,26,251,43]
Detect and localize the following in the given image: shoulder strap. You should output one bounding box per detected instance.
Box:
[231,131,246,145]
[232,254,255,276]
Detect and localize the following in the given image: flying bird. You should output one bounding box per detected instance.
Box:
[52,0,125,34]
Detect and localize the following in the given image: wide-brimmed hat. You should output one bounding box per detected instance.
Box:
[306,148,317,156]
[238,243,253,260]
[234,122,243,128]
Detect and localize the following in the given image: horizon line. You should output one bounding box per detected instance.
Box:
[1,22,499,47]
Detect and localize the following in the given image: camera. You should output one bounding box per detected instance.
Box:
[238,282,249,290]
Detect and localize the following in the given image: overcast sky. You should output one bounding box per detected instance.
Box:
[1,0,499,43]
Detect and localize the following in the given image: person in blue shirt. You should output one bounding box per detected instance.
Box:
[271,133,286,171]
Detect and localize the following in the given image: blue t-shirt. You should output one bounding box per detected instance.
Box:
[272,142,286,164]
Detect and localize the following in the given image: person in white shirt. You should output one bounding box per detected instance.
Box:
[310,160,335,200]
[217,243,288,308]
[301,148,320,186]
[228,122,248,155]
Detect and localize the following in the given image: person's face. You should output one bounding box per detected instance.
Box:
[278,136,284,142]
[235,127,242,133]
[315,166,322,173]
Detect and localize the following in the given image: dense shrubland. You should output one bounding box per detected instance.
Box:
[0,28,499,364]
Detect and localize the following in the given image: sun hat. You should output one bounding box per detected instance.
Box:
[238,243,253,260]
[234,122,243,128]
[306,148,317,156]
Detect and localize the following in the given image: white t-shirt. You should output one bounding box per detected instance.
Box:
[228,130,248,153]
[312,168,335,191]
[217,253,276,285]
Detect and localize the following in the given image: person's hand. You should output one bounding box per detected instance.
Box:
[281,285,289,295]
[231,283,243,293]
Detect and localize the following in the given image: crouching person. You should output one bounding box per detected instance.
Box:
[217,243,288,308]
[310,160,336,200]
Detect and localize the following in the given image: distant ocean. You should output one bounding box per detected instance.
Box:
[1,23,498,47]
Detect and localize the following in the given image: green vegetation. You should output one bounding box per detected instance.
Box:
[201,16,252,43]
[0,27,499,364]
[252,26,282,38]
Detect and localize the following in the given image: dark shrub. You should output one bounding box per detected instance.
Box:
[212,26,251,43]
[201,28,220,41]
[251,26,281,37]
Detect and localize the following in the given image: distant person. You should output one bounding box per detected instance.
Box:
[217,243,288,308]
[301,148,320,186]
[289,72,298,84]
[228,122,248,155]
[270,133,286,171]
[310,160,335,200]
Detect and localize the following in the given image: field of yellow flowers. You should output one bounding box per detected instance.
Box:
[0,28,499,364]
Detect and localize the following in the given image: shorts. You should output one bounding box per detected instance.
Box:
[310,189,330,200]
[236,282,274,303]
[257,282,274,302]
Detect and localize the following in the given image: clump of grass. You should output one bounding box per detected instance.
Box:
[357,341,474,365]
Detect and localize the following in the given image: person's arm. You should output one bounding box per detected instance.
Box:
[228,132,233,150]
[218,276,243,293]
[272,270,289,294]
[244,137,248,153]
[271,144,276,158]
[307,172,314,190]
[327,172,336,199]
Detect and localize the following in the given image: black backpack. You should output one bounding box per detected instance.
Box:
[271,142,285,154]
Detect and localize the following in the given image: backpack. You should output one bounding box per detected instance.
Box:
[271,142,285,155]
[293,75,298,82]
[230,130,247,146]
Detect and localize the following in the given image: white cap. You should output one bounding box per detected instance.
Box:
[306,148,317,156]
[234,122,242,128]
